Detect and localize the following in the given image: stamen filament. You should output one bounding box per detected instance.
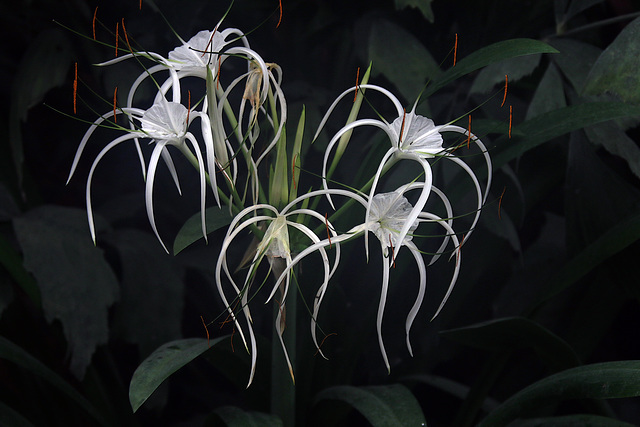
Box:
[200,315,210,347]
[498,186,506,219]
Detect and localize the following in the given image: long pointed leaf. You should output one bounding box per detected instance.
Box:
[479,361,640,426]
[424,39,558,98]
[493,102,640,169]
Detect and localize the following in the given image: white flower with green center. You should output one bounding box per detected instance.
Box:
[215,192,344,386]
[316,84,492,261]
[67,98,218,253]
[271,186,460,373]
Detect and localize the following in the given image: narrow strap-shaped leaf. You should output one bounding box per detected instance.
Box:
[0,336,108,426]
[129,337,226,412]
[478,361,640,426]
[314,384,427,427]
[440,317,580,372]
[512,413,636,426]
[531,211,640,310]
[492,102,640,170]
[423,38,558,98]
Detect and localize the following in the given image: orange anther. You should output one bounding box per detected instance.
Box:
[354,66,360,102]
[73,62,78,114]
[453,33,458,67]
[276,0,283,28]
[115,22,119,57]
[121,18,132,52]
[92,7,98,40]
[501,74,508,107]
[113,87,118,124]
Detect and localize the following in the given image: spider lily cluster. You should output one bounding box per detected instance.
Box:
[68,15,491,387]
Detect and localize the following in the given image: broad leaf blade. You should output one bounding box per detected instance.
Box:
[583,16,640,104]
[478,361,640,426]
[173,207,233,255]
[129,337,225,412]
[13,206,119,378]
[314,384,426,427]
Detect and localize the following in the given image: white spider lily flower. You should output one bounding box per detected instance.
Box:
[317,85,492,261]
[215,192,342,387]
[67,98,218,253]
[271,186,461,373]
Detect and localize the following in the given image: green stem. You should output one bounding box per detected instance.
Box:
[270,259,296,427]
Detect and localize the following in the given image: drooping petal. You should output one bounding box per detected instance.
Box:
[404,240,426,357]
[84,133,141,243]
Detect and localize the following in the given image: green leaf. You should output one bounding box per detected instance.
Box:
[206,406,283,427]
[583,16,640,104]
[402,374,500,413]
[0,400,35,427]
[9,28,73,189]
[534,207,640,307]
[550,39,601,92]
[514,414,636,426]
[129,337,225,412]
[424,39,558,98]
[492,102,640,170]
[0,336,108,426]
[394,0,435,22]
[314,384,426,427]
[470,54,542,95]
[585,120,640,181]
[478,361,640,426]
[368,18,441,102]
[441,317,580,372]
[526,62,567,120]
[173,206,233,255]
[13,206,119,378]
